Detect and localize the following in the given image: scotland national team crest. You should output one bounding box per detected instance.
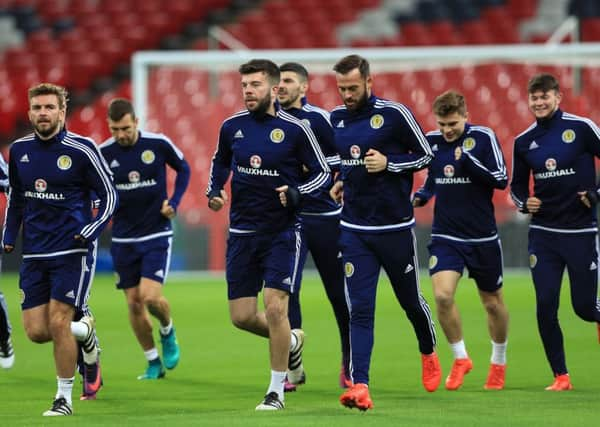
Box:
[370,114,384,129]
[141,150,155,164]
[350,145,361,159]
[462,137,476,151]
[128,171,140,183]
[344,262,354,278]
[57,155,72,170]
[545,158,557,171]
[443,165,455,177]
[529,254,537,269]
[429,255,438,269]
[34,178,47,192]
[561,129,575,143]
[270,128,285,143]
[250,155,262,169]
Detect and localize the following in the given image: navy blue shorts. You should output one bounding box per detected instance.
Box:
[111,237,172,289]
[19,248,97,310]
[226,227,301,300]
[427,238,504,292]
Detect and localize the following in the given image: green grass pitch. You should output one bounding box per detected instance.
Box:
[1,271,598,426]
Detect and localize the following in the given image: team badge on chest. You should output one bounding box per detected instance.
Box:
[57,155,72,170]
[561,129,575,143]
[462,137,476,151]
[370,114,384,129]
[141,150,155,164]
[270,128,285,143]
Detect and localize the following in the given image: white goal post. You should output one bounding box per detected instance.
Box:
[132,43,600,128]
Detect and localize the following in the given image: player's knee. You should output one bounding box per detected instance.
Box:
[230,312,253,330]
[573,301,595,322]
[127,300,145,316]
[24,324,50,343]
[434,292,454,310]
[483,299,503,316]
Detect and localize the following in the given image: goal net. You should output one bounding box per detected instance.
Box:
[131,44,600,270]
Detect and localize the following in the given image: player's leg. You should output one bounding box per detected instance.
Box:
[137,240,177,372]
[256,228,299,410]
[123,286,165,379]
[565,233,600,325]
[382,229,439,393]
[71,242,102,399]
[338,230,377,410]
[305,215,351,388]
[0,291,15,368]
[529,229,571,390]
[469,239,509,390]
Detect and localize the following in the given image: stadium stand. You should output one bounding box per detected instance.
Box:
[2,0,600,269]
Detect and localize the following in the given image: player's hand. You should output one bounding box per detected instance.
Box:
[454,146,463,161]
[330,180,344,203]
[3,244,14,254]
[412,196,424,207]
[578,190,598,209]
[161,199,176,219]
[364,149,387,173]
[208,190,228,211]
[275,185,301,209]
[526,196,542,214]
[74,234,87,245]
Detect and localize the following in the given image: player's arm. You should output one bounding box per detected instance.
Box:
[162,136,191,217]
[77,144,118,243]
[576,120,600,208]
[412,167,435,207]
[206,123,233,211]
[509,140,534,213]
[3,147,25,252]
[381,105,433,174]
[279,123,331,209]
[460,132,508,190]
[312,112,340,173]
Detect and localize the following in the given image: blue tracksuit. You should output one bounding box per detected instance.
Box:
[511,108,600,375]
[331,94,436,385]
[207,108,330,297]
[415,124,507,290]
[0,152,11,341]
[3,128,117,309]
[284,97,350,375]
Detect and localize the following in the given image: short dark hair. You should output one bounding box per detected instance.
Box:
[108,98,136,121]
[279,62,309,82]
[28,83,68,110]
[238,59,280,85]
[527,73,560,94]
[432,90,467,117]
[333,54,370,79]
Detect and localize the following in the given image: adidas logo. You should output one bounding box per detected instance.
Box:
[529,141,539,150]
[337,251,342,259]
[155,269,164,278]
[282,277,292,285]
[110,159,120,168]
[404,264,414,273]
[336,120,345,128]
[234,129,244,138]
[20,154,29,162]
[65,290,75,299]
[590,262,597,271]
[497,275,503,285]
[432,144,438,151]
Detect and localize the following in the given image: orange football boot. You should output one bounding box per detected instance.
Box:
[484,363,506,390]
[421,352,442,392]
[339,383,373,411]
[445,358,473,390]
[545,374,573,391]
